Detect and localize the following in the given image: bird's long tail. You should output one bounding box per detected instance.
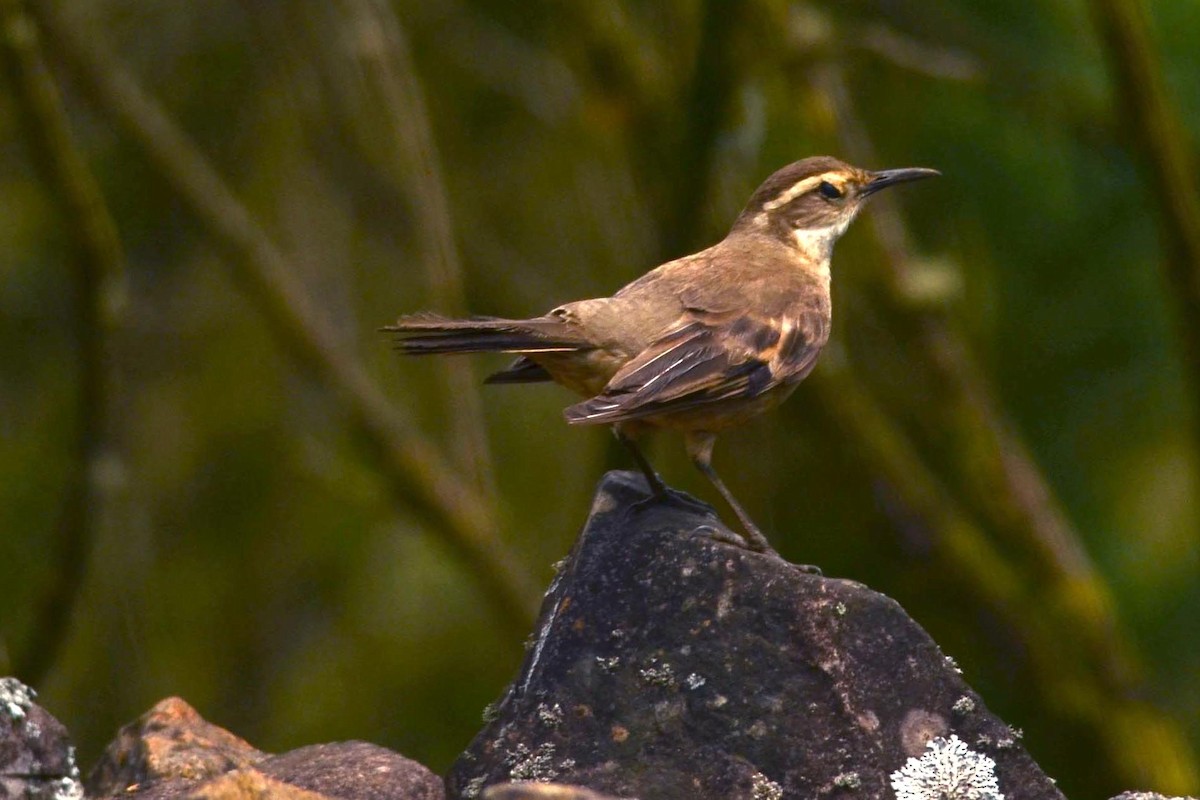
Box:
[382,312,587,356]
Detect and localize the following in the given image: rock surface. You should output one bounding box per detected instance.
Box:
[447,471,1065,800]
[0,677,83,800]
[258,742,444,800]
[87,697,266,797]
[482,784,624,800]
[84,699,442,800]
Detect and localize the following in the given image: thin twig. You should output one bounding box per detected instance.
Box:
[660,0,752,256]
[853,22,980,83]
[28,1,540,635]
[1,0,127,685]
[398,0,581,125]
[334,0,497,499]
[1088,0,1200,490]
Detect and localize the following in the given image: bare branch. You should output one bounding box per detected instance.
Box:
[399,0,581,125]
[28,0,540,634]
[1,0,127,684]
[335,0,496,496]
[660,0,753,256]
[854,22,981,83]
[1088,0,1200,482]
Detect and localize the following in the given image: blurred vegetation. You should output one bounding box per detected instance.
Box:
[1,0,1197,797]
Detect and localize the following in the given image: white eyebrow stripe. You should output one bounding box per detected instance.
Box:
[761,172,843,211]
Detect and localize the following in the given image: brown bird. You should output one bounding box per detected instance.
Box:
[385,156,938,552]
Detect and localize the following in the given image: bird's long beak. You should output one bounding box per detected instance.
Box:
[861,167,941,197]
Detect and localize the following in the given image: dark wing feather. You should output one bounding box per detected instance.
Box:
[564,309,825,425]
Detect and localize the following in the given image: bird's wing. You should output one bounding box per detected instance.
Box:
[563,308,826,425]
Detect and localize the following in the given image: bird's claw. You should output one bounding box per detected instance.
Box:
[690,524,749,549]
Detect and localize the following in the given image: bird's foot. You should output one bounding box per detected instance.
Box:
[630,481,716,518]
[738,525,776,555]
[689,524,749,549]
[689,523,784,558]
[693,526,822,572]
[660,486,717,516]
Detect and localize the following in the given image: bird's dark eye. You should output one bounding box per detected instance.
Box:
[818,181,843,200]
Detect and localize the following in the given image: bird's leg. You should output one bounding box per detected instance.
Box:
[615,428,714,516]
[685,432,776,554]
[613,427,668,497]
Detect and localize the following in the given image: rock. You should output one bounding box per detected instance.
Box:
[447,471,1064,800]
[86,697,266,797]
[89,700,443,800]
[132,769,328,800]
[483,783,627,800]
[257,742,444,800]
[0,677,83,800]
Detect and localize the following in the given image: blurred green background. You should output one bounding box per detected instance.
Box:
[2,1,1198,797]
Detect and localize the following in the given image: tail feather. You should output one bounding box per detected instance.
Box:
[383,312,588,356]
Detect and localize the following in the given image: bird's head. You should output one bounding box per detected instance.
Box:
[733,156,939,261]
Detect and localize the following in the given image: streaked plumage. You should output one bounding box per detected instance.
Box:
[385,156,938,551]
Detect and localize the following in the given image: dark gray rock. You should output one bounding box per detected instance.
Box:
[447,472,1064,800]
[0,677,82,800]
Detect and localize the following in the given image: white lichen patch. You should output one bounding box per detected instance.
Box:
[462,776,487,799]
[53,746,84,800]
[536,703,564,728]
[891,734,1004,800]
[0,677,37,719]
[951,696,976,716]
[638,659,675,687]
[833,771,862,790]
[595,656,620,673]
[507,742,561,782]
[684,673,706,690]
[53,775,84,800]
[750,771,784,800]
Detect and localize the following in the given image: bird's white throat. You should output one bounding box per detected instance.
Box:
[790,217,852,279]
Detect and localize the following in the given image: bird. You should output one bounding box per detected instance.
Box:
[384,156,938,553]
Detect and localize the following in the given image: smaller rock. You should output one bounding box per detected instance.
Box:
[0,677,83,800]
[259,742,443,800]
[483,784,629,800]
[86,697,265,797]
[135,770,327,800]
[89,699,442,800]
